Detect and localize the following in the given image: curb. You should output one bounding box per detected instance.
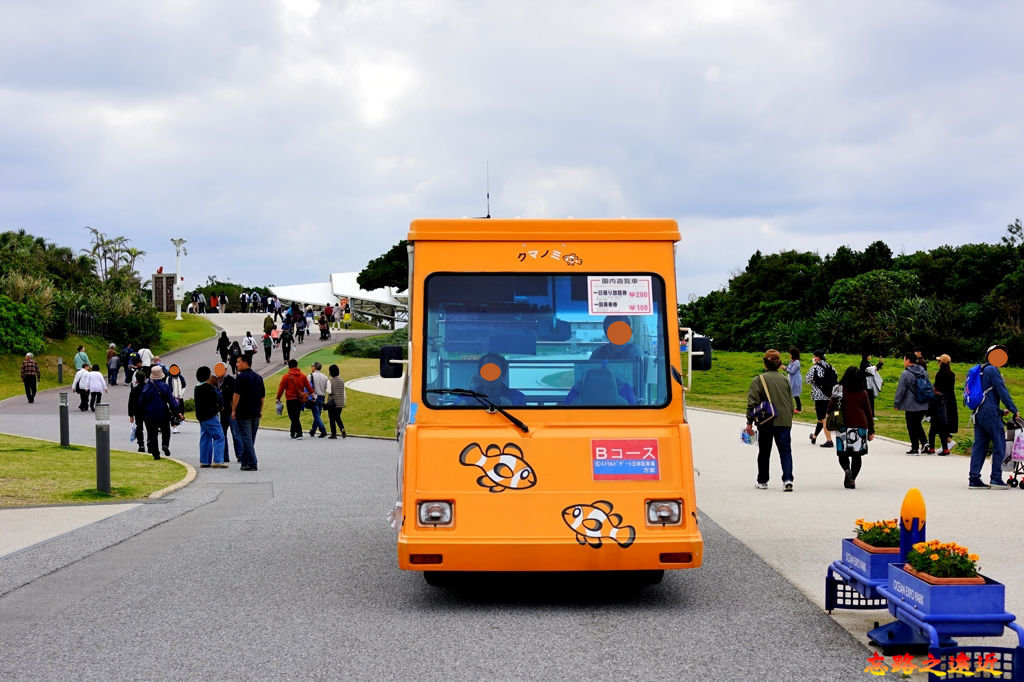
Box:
[148,458,196,499]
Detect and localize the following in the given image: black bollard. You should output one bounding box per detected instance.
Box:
[57,357,63,384]
[59,392,70,448]
[95,403,110,493]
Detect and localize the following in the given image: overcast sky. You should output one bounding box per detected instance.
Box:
[2,0,1022,301]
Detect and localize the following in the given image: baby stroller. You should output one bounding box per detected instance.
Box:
[318,317,330,341]
[1003,415,1024,488]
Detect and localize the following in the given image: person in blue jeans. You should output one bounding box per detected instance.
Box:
[969,344,1019,489]
[744,349,796,491]
[231,355,265,472]
[193,366,226,468]
[307,362,328,438]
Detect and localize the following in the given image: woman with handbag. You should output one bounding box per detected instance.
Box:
[744,349,795,492]
[829,367,874,489]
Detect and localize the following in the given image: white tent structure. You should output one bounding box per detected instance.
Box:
[270,273,408,328]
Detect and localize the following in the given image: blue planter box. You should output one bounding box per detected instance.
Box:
[840,538,902,581]
[886,563,1007,637]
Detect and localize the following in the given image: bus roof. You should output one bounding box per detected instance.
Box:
[408,218,680,242]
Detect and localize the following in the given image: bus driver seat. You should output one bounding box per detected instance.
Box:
[575,368,628,406]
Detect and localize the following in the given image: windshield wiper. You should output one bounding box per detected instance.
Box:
[427,388,530,433]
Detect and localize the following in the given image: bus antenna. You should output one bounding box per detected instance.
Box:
[485,161,491,218]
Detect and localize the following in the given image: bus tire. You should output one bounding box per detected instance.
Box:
[634,570,664,585]
[423,571,447,586]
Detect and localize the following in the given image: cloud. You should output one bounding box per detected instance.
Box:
[0,0,1021,299]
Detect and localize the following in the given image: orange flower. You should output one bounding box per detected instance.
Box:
[930,553,940,561]
[969,554,979,562]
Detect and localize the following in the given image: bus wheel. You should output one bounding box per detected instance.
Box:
[634,570,664,585]
[423,571,447,586]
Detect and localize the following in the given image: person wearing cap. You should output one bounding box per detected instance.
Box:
[805,350,836,448]
[927,354,958,455]
[194,366,226,468]
[969,345,1019,489]
[745,349,796,491]
[138,365,180,460]
[20,352,41,403]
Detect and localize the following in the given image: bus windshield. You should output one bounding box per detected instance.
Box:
[422,273,670,408]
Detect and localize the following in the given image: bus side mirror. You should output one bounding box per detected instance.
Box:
[690,336,712,371]
[380,346,404,378]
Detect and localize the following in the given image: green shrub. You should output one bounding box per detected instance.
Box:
[0,294,45,354]
[334,327,407,358]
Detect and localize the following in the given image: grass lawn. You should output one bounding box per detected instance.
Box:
[0,313,216,403]
[0,433,187,506]
[684,350,1024,454]
[259,347,399,439]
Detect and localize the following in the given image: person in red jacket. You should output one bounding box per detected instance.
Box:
[828,366,875,489]
[276,359,314,439]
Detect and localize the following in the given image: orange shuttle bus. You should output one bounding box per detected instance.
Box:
[380,218,712,582]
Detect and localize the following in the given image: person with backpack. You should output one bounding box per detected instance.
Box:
[966,344,1019,489]
[805,349,837,448]
[893,351,932,455]
[927,353,958,455]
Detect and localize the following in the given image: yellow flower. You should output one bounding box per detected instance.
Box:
[855,518,865,525]
[930,553,940,561]
[969,554,979,562]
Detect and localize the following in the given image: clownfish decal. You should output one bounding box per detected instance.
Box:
[562,500,635,549]
[459,442,537,493]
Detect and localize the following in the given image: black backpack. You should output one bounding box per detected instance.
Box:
[818,362,838,394]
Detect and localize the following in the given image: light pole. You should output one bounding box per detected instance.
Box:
[170,238,188,321]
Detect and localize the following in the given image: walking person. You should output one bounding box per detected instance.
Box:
[138,345,153,368]
[232,355,265,471]
[217,369,239,463]
[805,350,837,448]
[72,362,91,411]
[86,363,108,410]
[786,347,802,414]
[120,343,136,385]
[138,365,180,460]
[860,353,884,417]
[194,366,226,468]
[228,341,242,375]
[73,345,91,371]
[20,352,41,403]
[968,345,1019,489]
[128,369,147,453]
[308,362,328,438]
[262,332,273,363]
[216,332,231,364]
[744,349,796,491]
[168,364,187,433]
[276,359,314,439]
[326,364,347,438]
[893,352,931,455]
[105,343,120,386]
[927,354,958,455]
[280,325,293,363]
[829,367,874,489]
[241,331,258,366]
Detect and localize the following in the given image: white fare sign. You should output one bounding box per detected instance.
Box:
[587,276,653,315]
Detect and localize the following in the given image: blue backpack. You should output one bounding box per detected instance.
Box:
[963,364,990,411]
[913,374,935,403]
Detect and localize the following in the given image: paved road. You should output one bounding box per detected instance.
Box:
[0,434,870,680]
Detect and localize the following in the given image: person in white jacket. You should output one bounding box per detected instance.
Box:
[71,363,92,411]
[85,365,108,411]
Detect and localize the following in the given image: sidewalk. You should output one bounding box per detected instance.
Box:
[689,407,1023,651]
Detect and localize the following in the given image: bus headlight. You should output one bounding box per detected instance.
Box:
[647,500,681,525]
[417,501,453,526]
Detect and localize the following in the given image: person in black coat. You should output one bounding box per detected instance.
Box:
[928,354,959,454]
[128,370,148,454]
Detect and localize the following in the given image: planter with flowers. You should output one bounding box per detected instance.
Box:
[881,540,1010,639]
[842,518,903,581]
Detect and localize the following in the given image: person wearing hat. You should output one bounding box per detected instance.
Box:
[927,354,958,455]
[745,349,796,491]
[805,350,837,448]
[969,345,1019,489]
[20,352,41,403]
[138,365,181,460]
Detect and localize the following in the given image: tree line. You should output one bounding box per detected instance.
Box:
[678,220,1024,364]
[0,227,160,353]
